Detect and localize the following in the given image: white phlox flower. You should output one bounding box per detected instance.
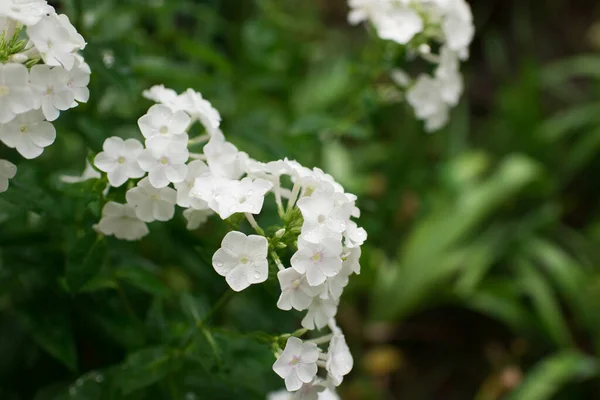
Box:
[326,333,354,386]
[348,0,474,131]
[301,296,338,330]
[27,12,85,70]
[0,159,17,192]
[212,231,269,292]
[291,237,342,287]
[94,137,145,187]
[29,64,74,121]
[125,177,177,222]
[272,337,319,392]
[137,140,189,188]
[277,268,319,312]
[138,104,190,148]
[83,86,365,396]
[0,109,55,159]
[0,0,54,27]
[174,160,210,208]
[0,6,89,193]
[96,201,149,241]
[0,63,35,124]
[182,208,212,230]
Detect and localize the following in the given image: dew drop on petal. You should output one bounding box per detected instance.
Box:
[215,260,224,268]
[254,272,261,279]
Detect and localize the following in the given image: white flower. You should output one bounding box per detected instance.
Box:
[343,246,361,275]
[224,177,272,218]
[176,89,221,134]
[406,74,450,132]
[291,237,342,287]
[29,65,74,121]
[372,5,423,45]
[343,221,367,248]
[272,337,319,392]
[143,85,178,105]
[297,191,350,243]
[0,159,17,193]
[0,110,55,159]
[66,58,91,105]
[319,269,350,301]
[268,385,340,400]
[203,134,244,179]
[182,208,212,230]
[301,297,338,330]
[27,13,85,70]
[277,268,318,312]
[211,231,268,292]
[190,174,233,214]
[0,0,54,26]
[137,104,190,148]
[174,160,210,208]
[0,63,35,123]
[137,141,189,188]
[96,201,149,241]
[94,137,145,187]
[60,160,101,183]
[326,334,353,386]
[441,0,474,57]
[125,178,177,222]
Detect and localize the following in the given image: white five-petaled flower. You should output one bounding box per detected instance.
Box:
[0,159,17,193]
[137,140,189,188]
[297,190,350,243]
[94,137,145,187]
[326,334,354,386]
[301,297,338,330]
[343,220,367,248]
[272,337,319,392]
[66,58,91,106]
[0,0,54,27]
[203,133,245,179]
[29,64,74,122]
[406,74,449,132]
[0,63,35,124]
[138,104,190,148]
[96,201,149,241]
[277,268,318,312]
[0,110,56,159]
[27,12,85,70]
[125,178,177,222]
[212,231,269,292]
[291,237,342,287]
[174,160,210,208]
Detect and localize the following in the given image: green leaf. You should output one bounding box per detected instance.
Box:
[517,259,574,348]
[116,266,169,297]
[19,310,77,372]
[507,351,599,400]
[115,346,181,395]
[66,232,108,293]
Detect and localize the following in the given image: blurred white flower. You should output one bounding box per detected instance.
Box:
[0,0,54,27]
[326,334,353,386]
[137,141,189,188]
[0,159,17,193]
[0,63,35,124]
[27,13,85,70]
[182,208,212,230]
[96,202,149,241]
[301,297,338,330]
[29,64,74,122]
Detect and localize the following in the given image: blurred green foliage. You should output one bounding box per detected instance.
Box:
[1,0,600,399]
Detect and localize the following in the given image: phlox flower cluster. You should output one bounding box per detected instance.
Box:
[0,0,90,192]
[348,0,474,131]
[85,85,365,397]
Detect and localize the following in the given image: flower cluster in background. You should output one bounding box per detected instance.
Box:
[0,0,90,191]
[349,0,474,131]
[83,85,366,398]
